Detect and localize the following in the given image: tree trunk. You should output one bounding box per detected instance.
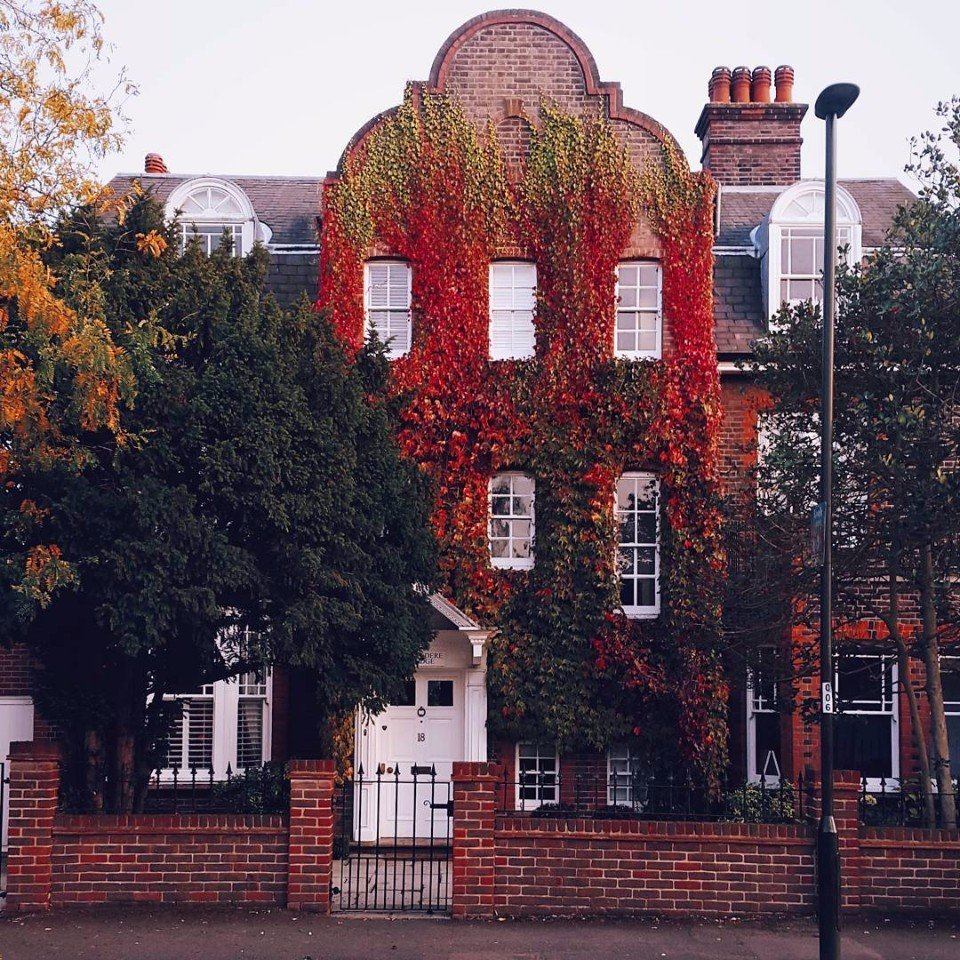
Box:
[884,554,936,828]
[83,728,105,814]
[918,542,957,828]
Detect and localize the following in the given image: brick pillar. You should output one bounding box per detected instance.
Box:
[833,770,862,911]
[286,759,335,912]
[5,741,61,913]
[451,761,500,920]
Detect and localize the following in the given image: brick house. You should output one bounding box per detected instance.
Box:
[4,10,949,847]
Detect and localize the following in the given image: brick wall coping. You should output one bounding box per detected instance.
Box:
[287,759,335,775]
[53,813,288,836]
[859,826,960,846]
[8,739,61,760]
[496,815,813,840]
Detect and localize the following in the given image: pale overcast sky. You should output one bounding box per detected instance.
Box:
[95,0,958,187]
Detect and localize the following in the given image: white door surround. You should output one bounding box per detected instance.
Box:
[1,697,35,852]
[355,594,491,840]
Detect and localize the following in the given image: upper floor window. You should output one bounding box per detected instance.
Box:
[365,260,412,358]
[615,262,662,359]
[616,473,660,618]
[489,262,536,360]
[166,178,258,257]
[488,472,534,569]
[756,182,862,323]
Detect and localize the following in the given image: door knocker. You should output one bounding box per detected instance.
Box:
[417,706,426,718]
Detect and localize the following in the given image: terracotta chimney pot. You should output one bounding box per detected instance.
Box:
[731,67,752,104]
[751,66,772,103]
[708,66,732,103]
[774,65,795,103]
[144,152,167,174]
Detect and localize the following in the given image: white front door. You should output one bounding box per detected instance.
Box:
[1,697,35,852]
[359,675,463,841]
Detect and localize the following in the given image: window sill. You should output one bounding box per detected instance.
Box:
[622,608,659,620]
[491,559,535,571]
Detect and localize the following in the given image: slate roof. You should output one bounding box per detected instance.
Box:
[713,178,917,357]
[104,173,323,247]
[716,179,916,248]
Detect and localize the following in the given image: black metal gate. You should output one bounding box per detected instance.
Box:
[333,765,452,913]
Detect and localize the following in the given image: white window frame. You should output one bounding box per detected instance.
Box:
[606,744,642,805]
[516,742,559,810]
[488,472,535,570]
[746,648,782,784]
[756,182,862,326]
[616,472,660,618]
[489,261,536,360]
[165,177,257,257]
[939,655,960,779]
[364,259,412,359]
[614,261,662,360]
[834,652,899,790]
[158,624,272,781]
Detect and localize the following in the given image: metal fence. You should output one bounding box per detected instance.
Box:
[497,770,810,824]
[859,777,960,828]
[142,762,289,814]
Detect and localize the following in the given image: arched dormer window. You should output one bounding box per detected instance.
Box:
[165,178,258,256]
[755,181,862,324]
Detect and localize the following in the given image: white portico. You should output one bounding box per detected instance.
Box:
[354,594,491,840]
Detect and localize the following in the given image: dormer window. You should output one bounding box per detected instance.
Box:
[166,178,258,257]
[756,182,862,324]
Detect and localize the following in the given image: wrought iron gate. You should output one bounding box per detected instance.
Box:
[333,765,452,913]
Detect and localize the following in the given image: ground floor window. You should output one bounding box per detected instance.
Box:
[516,742,558,809]
[834,652,898,783]
[940,657,960,774]
[161,670,270,779]
[747,647,782,782]
[607,744,641,804]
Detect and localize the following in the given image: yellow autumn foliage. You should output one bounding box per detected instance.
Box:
[1,2,136,600]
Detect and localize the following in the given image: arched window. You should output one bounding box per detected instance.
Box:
[755,182,862,323]
[166,178,257,256]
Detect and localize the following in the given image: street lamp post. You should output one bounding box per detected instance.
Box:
[813,81,860,960]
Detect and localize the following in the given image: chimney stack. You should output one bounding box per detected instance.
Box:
[695,64,807,186]
[144,153,168,174]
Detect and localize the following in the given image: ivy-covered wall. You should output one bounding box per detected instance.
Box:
[320,88,727,778]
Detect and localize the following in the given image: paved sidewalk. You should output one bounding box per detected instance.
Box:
[1,907,959,960]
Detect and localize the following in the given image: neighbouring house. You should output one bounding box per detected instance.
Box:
[5,10,953,849]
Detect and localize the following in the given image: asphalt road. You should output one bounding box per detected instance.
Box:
[1,907,959,960]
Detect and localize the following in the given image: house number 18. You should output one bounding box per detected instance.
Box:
[417,733,425,742]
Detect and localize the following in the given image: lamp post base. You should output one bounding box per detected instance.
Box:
[817,815,841,960]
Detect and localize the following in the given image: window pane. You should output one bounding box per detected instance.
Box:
[186,699,213,769]
[427,680,454,707]
[636,578,656,608]
[391,679,416,706]
[753,713,781,779]
[237,699,264,768]
[835,715,893,778]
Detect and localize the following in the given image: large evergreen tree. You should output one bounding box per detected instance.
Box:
[747,99,960,826]
[0,196,437,811]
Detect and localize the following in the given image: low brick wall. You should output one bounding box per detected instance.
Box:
[3,743,334,913]
[493,817,815,917]
[859,827,960,914]
[452,763,960,920]
[50,814,289,905]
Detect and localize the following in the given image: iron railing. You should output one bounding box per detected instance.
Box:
[497,769,810,824]
[859,777,960,828]
[143,761,288,814]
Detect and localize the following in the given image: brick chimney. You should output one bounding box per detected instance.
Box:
[144,152,168,174]
[695,65,807,186]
